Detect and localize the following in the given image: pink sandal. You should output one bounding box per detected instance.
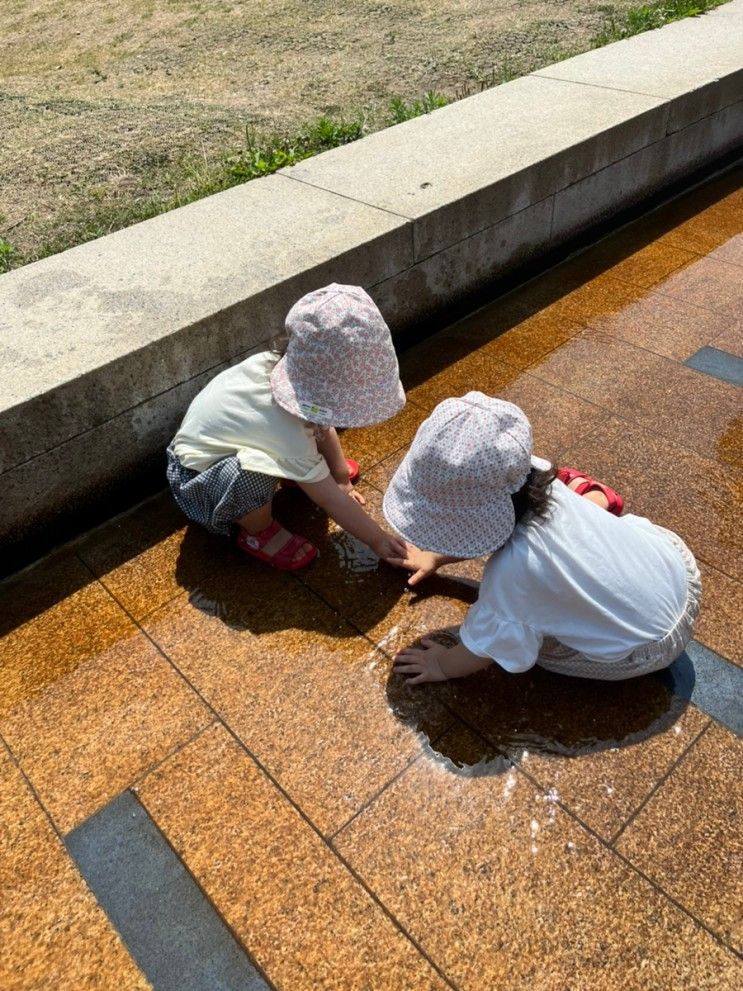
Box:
[282,457,360,489]
[236,520,318,570]
[556,467,624,516]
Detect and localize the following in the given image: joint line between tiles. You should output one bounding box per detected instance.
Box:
[328,751,428,843]
[327,698,462,843]
[93,567,461,991]
[524,362,743,488]
[515,756,743,961]
[611,845,743,961]
[0,733,67,845]
[607,718,713,848]
[123,788,281,991]
[125,721,219,796]
[215,720,463,991]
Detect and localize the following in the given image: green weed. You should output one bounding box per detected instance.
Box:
[0,238,16,273]
[592,0,727,45]
[388,91,449,124]
[227,114,366,181]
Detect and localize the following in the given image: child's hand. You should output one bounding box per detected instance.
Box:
[394,638,491,683]
[394,638,449,684]
[395,545,461,586]
[374,532,409,566]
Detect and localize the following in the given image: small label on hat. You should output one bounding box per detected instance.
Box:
[298,401,334,424]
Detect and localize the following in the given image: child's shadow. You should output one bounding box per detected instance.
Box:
[173,489,411,636]
[386,629,694,770]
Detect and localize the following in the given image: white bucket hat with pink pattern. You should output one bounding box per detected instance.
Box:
[270,283,405,428]
[383,392,533,558]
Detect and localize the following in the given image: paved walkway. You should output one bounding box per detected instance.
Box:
[1,169,741,990]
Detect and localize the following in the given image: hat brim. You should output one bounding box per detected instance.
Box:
[270,357,405,428]
[382,457,516,558]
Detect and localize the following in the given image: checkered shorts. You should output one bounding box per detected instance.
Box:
[166,447,278,535]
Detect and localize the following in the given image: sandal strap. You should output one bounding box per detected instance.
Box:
[238,521,315,567]
[270,532,312,566]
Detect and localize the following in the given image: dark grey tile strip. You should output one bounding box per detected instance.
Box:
[66,790,270,991]
[658,640,743,736]
[684,346,743,386]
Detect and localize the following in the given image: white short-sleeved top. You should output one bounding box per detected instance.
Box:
[459,481,688,672]
[171,351,330,483]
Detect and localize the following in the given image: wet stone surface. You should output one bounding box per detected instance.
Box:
[1,169,741,988]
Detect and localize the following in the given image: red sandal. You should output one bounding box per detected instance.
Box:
[556,467,625,516]
[282,457,360,489]
[236,520,318,570]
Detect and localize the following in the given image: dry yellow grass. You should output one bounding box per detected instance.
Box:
[0,1,640,264]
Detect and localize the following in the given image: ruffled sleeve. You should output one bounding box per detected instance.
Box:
[459,600,543,673]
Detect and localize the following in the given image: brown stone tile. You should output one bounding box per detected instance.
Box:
[659,189,743,257]
[400,342,521,411]
[0,745,150,990]
[143,572,451,835]
[339,399,428,471]
[335,722,740,991]
[498,372,608,461]
[521,707,709,842]
[427,662,708,840]
[616,723,743,951]
[710,233,743,268]
[710,320,743,359]
[695,560,743,668]
[585,290,736,361]
[559,416,743,583]
[355,580,476,657]
[532,329,743,467]
[531,270,647,327]
[594,233,699,289]
[363,448,406,492]
[655,256,743,318]
[485,312,585,369]
[136,725,447,991]
[0,552,135,719]
[445,307,585,370]
[1,628,211,833]
[75,490,220,621]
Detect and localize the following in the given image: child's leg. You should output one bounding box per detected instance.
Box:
[566,476,609,510]
[556,467,623,515]
[236,503,314,563]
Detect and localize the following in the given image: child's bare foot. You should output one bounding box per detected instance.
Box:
[236,521,317,570]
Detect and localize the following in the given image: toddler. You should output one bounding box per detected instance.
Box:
[386,392,701,682]
[167,283,407,570]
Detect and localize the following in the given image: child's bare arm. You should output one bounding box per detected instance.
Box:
[299,474,406,563]
[394,637,491,684]
[315,428,350,484]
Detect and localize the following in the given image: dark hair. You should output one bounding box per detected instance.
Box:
[511,465,557,524]
[270,327,290,358]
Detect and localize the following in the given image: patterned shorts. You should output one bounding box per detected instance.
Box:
[166,447,278,535]
[536,528,702,681]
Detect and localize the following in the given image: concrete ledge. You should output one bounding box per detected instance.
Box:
[2,1,742,563]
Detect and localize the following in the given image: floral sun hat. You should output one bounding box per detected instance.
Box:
[382,392,533,558]
[270,283,405,428]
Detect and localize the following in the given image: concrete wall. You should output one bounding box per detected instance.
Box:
[1,1,742,564]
